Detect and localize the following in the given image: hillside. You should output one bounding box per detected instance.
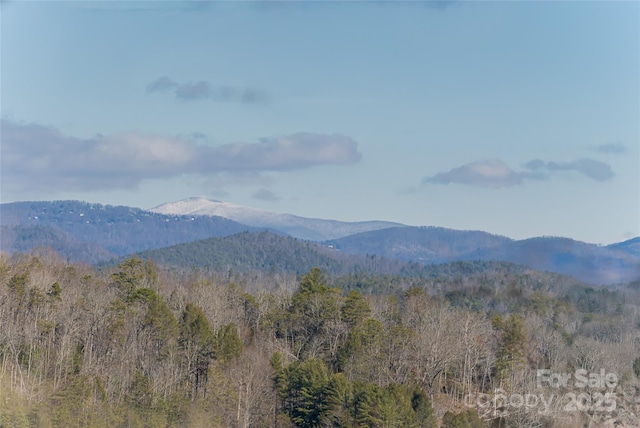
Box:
[327,227,640,285]
[0,225,117,264]
[133,231,589,292]
[0,200,260,259]
[608,236,640,257]
[466,236,640,285]
[136,231,352,275]
[325,226,512,262]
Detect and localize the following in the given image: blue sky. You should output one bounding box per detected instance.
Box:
[1,0,638,244]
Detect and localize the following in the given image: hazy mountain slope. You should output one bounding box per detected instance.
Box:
[328,228,640,285]
[0,200,259,256]
[466,237,640,285]
[150,196,403,241]
[325,226,513,262]
[607,237,640,257]
[0,225,117,264]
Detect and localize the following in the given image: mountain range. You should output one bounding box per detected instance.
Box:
[133,230,577,287]
[1,197,638,285]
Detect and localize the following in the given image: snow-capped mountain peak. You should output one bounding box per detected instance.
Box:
[149,197,403,241]
[150,196,221,215]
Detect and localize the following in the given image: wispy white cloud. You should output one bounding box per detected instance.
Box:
[422,159,537,188]
[1,118,362,194]
[524,158,614,181]
[201,133,361,172]
[146,76,269,104]
[423,156,615,189]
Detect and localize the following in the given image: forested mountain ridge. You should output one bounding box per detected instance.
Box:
[464,236,640,285]
[135,231,355,275]
[0,200,260,260]
[0,224,117,264]
[608,236,640,257]
[324,226,513,262]
[132,230,591,294]
[327,227,640,285]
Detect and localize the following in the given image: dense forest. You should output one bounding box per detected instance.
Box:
[1,249,640,427]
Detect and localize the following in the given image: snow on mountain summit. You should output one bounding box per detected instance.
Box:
[149,197,404,241]
[150,197,284,224]
[150,196,223,215]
